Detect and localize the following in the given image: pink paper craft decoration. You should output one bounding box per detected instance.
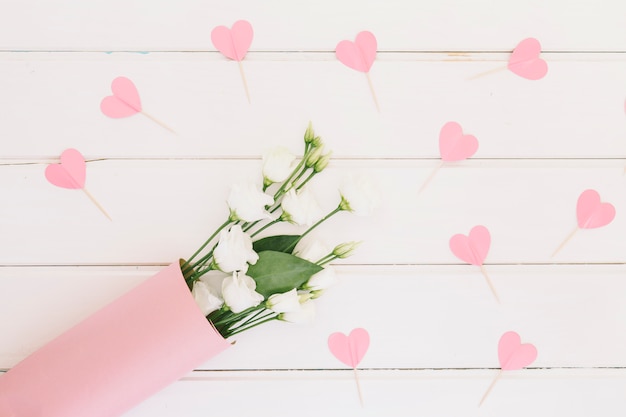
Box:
[211,20,253,61]
[328,328,369,406]
[439,121,479,162]
[449,225,490,266]
[45,148,111,220]
[100,77,174,132]
[211,20,254,103]
[450,226,499,302]
[498,331,538,370]
[336,31,377,73]
[45,148,86,189]
[418,121,479,194]
[480,331,537,406]
[553,189,615,257]
[577,189,616,229]
[507,38,548,80]
[100,76,142,118]
[336,31,380,111]
[0,263,230,417]
[328,328,370,368]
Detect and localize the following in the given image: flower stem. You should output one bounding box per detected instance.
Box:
[286,206,342,253]
[250,218,282,238]
[226,313,278,337]
[296,171,317,191]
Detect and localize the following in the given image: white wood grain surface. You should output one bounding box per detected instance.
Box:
[0,0,625,416]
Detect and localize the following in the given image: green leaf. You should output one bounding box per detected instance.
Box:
[252,235,300,254]
[247,251,323,298]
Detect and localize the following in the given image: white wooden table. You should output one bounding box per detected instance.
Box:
[0,1,625,416]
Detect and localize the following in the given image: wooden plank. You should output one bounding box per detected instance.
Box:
[0,160,623,265]
[0,1,625,51]
[0,52,624,159]
[1,265,625,369]
[1,368,623,416]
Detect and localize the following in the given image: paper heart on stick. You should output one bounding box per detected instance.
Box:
[100,77,174,132]
[480,331,537,406]
[449,225,490,266]
[498,331,538,370]
[507,37,548,80]
[577,189,616,229]
[328,328,370,407]
[45,148,86,189]
[45,149,111,220]
[335,31,380,111]
[211,20,253,61]
[449,226,499,302]
[439,122,479,162]
[328,328,370,368]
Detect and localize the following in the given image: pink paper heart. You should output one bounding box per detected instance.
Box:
[507,38,548,80]
[449,225,491,266]
[336,31,377,73]
[498,331,537,370]
[45,148,86,189]
[576,189,616,229]
[211,20,253,61]
[100,77,142,118]
[328,328,370,368]
[439,122,479,161]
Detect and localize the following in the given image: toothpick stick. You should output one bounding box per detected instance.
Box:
[238,61,251,104]
[365,72,380,112]
[81,188,112,221]
[552,226,579,258]
[467,66,507,81]
[480,265,500,303]
[418,161,444,194]
[140,110,176,134]
[353,367,364,407]
[479,369,503,407]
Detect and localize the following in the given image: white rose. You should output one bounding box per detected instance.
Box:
[279,299,315,323]
[192,280,224,316]
[227,182,274,222]
[266,288,301,313]
[338,175,380,216]
[213,225,258,273]
[304,266,336,291]
[280,188,324,226]
[262,146,297,184]
[221,272,264,313]
[293,239,331,263]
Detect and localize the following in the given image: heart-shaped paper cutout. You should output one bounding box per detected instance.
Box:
[498,331,537,370]
[211,20,254,61]
[439,122,479,161]
[507,38,548,80]
[336,31,377,73]
[328,328,370,368]
[45,148,86,189]
[100,77,142,118]
[449,225,491,266]
[576,189,615,229]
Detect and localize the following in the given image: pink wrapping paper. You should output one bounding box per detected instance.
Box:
[0,262,230,417]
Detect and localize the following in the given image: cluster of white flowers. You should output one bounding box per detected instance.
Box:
[186,123,379,338]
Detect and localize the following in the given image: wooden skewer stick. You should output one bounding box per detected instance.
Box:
[140,110,176,134]
[479,369,503,407]
[551,226,579,258]
[365,72,380,113]
[353,367,365,407]
[418,161,444,194]
[467,66,507,81]
[480,265,500,303]
[238,61,251,104]
[82,188,112,221]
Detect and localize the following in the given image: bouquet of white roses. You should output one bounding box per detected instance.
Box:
[0,123,374,417]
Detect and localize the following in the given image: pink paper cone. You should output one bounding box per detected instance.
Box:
[0,262,229,417]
